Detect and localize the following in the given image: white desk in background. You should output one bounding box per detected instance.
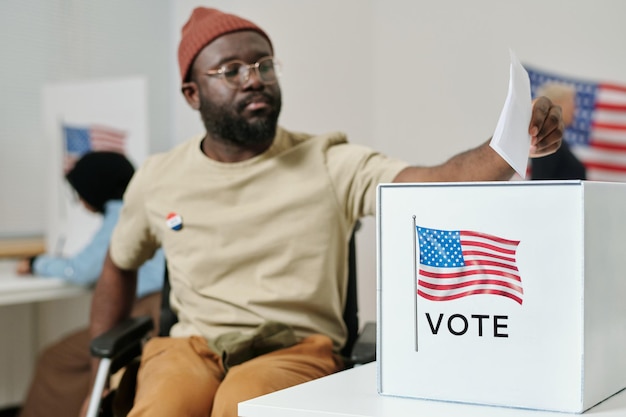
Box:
[238,362,626,417]
[0,259,91,408]
[0,259,86,305]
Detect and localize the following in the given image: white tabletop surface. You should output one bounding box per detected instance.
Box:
[0,259,86,306]
[238,362,626,417]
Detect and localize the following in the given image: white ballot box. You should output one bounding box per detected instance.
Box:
[376,181,626,413]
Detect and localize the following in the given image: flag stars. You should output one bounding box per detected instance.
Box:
[417,227,465,267]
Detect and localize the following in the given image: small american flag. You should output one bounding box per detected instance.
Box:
[526,66,626,182]
[416,226,523,305]
[63,124,127,172]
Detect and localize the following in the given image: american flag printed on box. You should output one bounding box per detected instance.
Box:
[526,66,626,182]
[416,226,523,305]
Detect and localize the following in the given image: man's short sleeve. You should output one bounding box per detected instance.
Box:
[109,157,161,270]
[324,136,409,220]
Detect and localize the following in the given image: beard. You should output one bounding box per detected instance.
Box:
[198,92,282,147]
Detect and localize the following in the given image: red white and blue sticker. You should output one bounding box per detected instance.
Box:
[166,212,183,231]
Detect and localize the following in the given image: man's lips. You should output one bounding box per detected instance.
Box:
[239,94,273,112]
[246,100,269,111]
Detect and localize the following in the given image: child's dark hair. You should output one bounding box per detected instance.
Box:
[65,151,135,213]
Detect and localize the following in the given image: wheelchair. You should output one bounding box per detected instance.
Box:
[86,223,376,417]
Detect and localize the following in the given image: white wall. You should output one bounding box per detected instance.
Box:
[0,0,174,237]
[3,0,626,325]
[372,0,626,162]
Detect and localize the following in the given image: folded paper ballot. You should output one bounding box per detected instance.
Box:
[490,49,532,178]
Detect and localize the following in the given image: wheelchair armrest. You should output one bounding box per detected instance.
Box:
[90,316,154,358]
[86,317,153,417]
[349,321,376,365]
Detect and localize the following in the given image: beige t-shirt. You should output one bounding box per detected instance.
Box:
[110,127,408,352]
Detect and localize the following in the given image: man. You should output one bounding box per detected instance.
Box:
[530,81,586,180]
[81,7,563,417]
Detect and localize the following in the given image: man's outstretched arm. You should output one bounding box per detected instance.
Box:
[393,96,564,183]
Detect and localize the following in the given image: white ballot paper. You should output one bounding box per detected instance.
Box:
[489,49,532,178]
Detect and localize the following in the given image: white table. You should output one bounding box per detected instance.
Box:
[0,260,86,305]
[238,362,626,417]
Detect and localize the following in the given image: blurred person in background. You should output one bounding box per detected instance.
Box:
[16,151,164,417]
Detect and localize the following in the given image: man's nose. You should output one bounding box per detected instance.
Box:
[241,66,264,89]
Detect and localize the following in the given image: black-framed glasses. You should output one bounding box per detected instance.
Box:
[206,56,281,89]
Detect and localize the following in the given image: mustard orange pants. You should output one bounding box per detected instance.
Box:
[128,334,342,417]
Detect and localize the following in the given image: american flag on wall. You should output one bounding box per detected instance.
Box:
[526,66,626,182]
[63,124,127,172]
[416,226,523,305]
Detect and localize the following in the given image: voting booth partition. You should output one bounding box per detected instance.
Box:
[376,181,626,413]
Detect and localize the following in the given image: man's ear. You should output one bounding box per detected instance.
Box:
[181,81,201,110]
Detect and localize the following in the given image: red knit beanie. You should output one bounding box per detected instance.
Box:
[178,7,273,83]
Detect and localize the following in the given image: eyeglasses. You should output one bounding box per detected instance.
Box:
[205,56,281,89]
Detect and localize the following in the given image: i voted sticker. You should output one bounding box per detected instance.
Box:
[166,212,183,231]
